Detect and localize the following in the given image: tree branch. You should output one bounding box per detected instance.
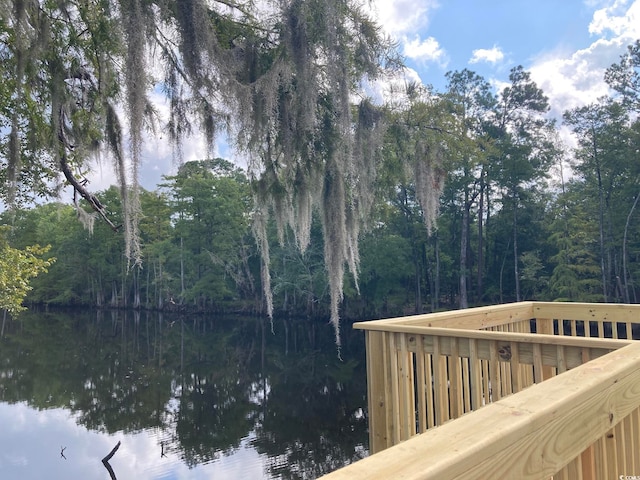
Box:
[59,152,121,232]
[101,440,121,480]
[57,106,120,232]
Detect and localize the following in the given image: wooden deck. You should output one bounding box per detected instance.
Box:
[321,302,640,479]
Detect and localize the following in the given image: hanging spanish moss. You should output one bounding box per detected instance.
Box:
[122,0,147,267]
[388,83,448,235]
[2,0,440,345]
[414,140,445,234]
[227,0,400,344]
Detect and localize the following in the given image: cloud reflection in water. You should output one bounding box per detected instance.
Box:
[0,402,267,479]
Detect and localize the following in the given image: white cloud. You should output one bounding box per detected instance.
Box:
[589,0,640,37]
[490,78,511,96]
[469,46,505,65]
[530,40,617,117]
[529,0,640,118]
[403,35,447,64]
[366,0,439,37]
[366,1,446,67]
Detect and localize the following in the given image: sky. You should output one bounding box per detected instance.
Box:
[83,0,640,193]
[367,0,640,118]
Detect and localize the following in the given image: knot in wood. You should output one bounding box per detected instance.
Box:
[498,345,512,361]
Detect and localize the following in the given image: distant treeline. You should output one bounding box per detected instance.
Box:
[4,57,640,320]
[3,129,640,322]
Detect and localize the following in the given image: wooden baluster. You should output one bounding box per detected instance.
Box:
[580,444,597,480]
[533,343,544,383]
[631,408,640,471]
[469,338,482,411]
[536,317,555,380]
[482,358,490,405]
[426,352,435,429]
[397,333,415,441]
[490,340,501,401]
[432,337,448,425]
[557,344,567,374]
[510,342,521,393]
[389,333,400,445]
[416,335,427,433]
[604,426,619,479]
[449,337,461,419]
[462,354,471,414]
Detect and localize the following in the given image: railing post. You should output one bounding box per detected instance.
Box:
[536,317,555,380]
[365,330,390,454]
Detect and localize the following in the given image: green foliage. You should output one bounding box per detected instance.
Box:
[0,0,404,344]
[519,250,549,300]
[563,97,639,302]
[160,159,253,308]
[605,40,640,110]
[5,40,640,323]
[357,232,413,314]
[0,226,54,315]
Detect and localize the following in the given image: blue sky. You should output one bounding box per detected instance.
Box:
[417,0,594,84]
[368,0,640,118]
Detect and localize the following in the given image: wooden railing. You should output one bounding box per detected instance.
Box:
[320,301,640,479]
[322,341,640,479]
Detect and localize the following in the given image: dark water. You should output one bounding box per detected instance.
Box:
[0,310,369,479]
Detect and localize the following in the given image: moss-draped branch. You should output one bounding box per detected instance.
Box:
[0,0,447,343]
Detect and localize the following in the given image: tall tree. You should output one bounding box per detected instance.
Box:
[443,69,495,308]
[490,66,556,301]
[563,99,632,301]
[382,82,450,312]
[161,159,252,308]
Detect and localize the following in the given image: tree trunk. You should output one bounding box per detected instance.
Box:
[180,236,185,299]
[157,260,163,309]
[415,250,422,313]
[133,268,141,308]
[459,199,470,309]
[484,178,492,301]
[476,171,485,303]
[111,281,118,307]
[596,157,608,302]
[622,191,640,303]
[435,232,440,310]
[513,198,520,302]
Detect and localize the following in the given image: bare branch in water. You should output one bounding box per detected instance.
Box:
[102,441,121,480]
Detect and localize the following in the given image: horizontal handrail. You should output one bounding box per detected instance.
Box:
[355,301,640,332]
[354,301,536,330]
[533,301,640,322]
[354,324,632,350]
[321,342,640,480]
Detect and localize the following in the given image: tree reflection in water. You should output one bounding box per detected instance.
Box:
[0,310,368,478]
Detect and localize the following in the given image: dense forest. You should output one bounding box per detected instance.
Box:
[0,1,639,328]
[3,44,640,322]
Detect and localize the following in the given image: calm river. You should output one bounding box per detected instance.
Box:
[0,309,369,479]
